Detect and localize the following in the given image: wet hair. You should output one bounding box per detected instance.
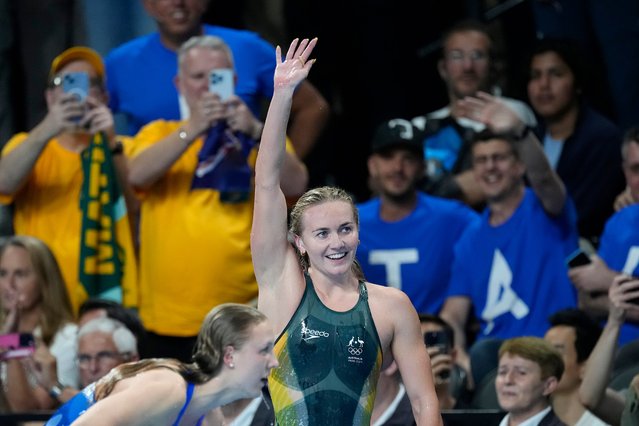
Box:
[499,337,564,381]
[78,317,138,356]
[622,126,639,161]
[177,35,235,73]
[0,236,73,345]
[288,186,364,280]
[418,313,455,346]
[548,309,602,363]
[529,38,585,92]
[94,303,266,400]
[78,298,146,352]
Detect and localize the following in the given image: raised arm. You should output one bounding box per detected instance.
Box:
[0,93,84,195]
[251,38,316,291]
[459,92,566,216]
[128,91,224,190]
[439,296,473,376]
[579,275,633,425]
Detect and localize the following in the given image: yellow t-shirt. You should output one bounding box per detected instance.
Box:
[131,121,262,336]
[0,134,139,312]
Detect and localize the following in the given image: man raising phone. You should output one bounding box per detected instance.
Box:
[127,35,308,361]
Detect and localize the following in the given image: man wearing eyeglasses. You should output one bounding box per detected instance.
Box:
[0,47,138,313]
[29,317,139,405]
[76,317,139,388]
[411,19,536,209]
[439,93,578,377]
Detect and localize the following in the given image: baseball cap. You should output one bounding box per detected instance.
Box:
[49,46,105,81]
[371,119,424,156]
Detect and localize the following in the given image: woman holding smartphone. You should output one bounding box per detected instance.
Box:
[0,235,77,410]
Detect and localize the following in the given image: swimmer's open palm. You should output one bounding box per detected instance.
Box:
[274,38,317,89]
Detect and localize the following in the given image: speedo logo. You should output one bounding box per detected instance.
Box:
[300,320,330,342]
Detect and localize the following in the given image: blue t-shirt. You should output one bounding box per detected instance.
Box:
[105,25,275,135]
[598,204,639,344]
[357,193,478,315]
[448,189,579,340]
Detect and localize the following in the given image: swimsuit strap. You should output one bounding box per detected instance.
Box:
[172,382,196,426]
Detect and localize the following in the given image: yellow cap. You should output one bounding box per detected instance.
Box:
[49,46,105,81]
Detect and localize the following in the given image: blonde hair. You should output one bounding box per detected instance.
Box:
[288,186,364,280]
[177,35,235,73]
[94,303,267,400]
[0,236,74,345]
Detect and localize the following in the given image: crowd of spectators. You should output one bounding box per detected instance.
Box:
[1,1,638,425]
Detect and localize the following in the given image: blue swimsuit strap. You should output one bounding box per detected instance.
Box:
[173,382,205,426]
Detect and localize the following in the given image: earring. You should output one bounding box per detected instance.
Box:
[229,363,235,368]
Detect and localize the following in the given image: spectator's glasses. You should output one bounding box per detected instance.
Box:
[473,151,515,167]
[444,50,488,63]
[48,75,103,90]
[76,351,129,368]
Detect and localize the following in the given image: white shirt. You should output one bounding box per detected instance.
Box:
[499,406,552,426]
[372,384,406,426]
[228,396,263,426]
[574,409,609,426]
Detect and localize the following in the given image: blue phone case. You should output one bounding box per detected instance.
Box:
[62,72,89,101]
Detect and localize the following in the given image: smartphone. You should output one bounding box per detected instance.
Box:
[209,69,234,101]
[566,249,592,268]
[62,71,90,102]
[0,332,35,360]
[424,330,451,354]
[424,331,451,380]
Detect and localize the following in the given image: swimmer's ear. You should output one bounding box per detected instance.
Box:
[223,345,235,368]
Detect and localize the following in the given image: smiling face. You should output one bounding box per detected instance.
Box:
[528,51,579,122]
[496,353,555,419]
[144,0,207,43]
[368,148,424,201]
[295,201,359,278]
[472,139,524,203]
[439,30,492,102]
[0,246,42,312]
[229,320,278,397]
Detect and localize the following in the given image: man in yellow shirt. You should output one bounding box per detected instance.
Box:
[129,35,308,361]
[0,47,138,312]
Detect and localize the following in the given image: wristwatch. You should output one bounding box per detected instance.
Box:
[49,381,65,401]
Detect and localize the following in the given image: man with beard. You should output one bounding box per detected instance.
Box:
[357,118,478,316]
[411,20,535,208]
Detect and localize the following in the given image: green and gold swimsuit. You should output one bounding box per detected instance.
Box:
[269,274,383,425]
